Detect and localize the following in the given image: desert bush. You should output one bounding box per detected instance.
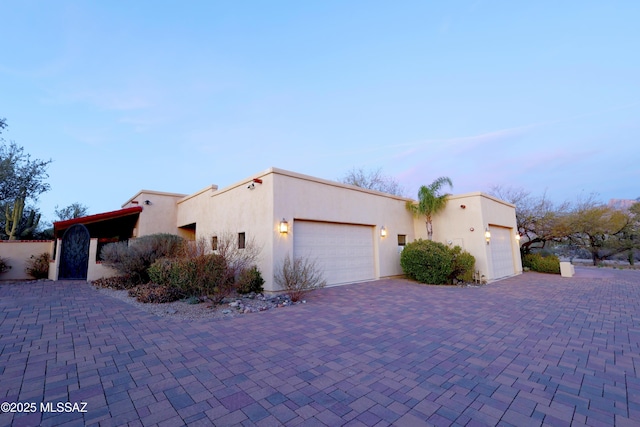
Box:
[148,254,232,301]
[128,283,183,303]
[100,234,185,285]
[92,275,134,290]
[211,231,262,284]
[25,252,50,279]
[0,257,11,274]
[522,253,560,274]
[274,254,326,302]
[449,246,476,284]
[236,265,265,294]
[147,258,179,287]
[400,239,453,285]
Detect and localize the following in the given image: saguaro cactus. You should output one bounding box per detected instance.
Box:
[5,198,25,240]
[5,198,40,240]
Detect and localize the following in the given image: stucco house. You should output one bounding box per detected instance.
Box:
[50,167,522,290]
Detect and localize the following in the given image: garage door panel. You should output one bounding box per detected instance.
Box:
[490,225,516,280]
[294,221,375,286]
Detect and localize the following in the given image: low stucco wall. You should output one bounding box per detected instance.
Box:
[88,239,119,281]
[0,240,54,281]
[48,238,120,281]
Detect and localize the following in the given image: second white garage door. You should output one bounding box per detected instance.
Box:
[489,225,516,280]
[293,220,375,286]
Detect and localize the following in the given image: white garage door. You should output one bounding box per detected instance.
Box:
[293,221,375,286]
[489,225,516,280]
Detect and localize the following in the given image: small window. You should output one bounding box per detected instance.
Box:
[238,232,246,249]
[212,236,218,251]
[398,234,406,246]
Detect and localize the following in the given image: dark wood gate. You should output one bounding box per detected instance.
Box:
[59,224,90,280]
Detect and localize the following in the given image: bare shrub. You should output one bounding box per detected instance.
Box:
[92,275,133,290]
[25,252,50,279]
[128,283,183,303]
[274,253,326,302]
[211,231,262,284]
[0,257,11,274]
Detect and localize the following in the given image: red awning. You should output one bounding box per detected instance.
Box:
[54,206,143,238]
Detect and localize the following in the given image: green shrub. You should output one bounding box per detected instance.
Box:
[25,252,50,279]
[522,253,560,274]
[148,254,232,301]
[100,234,185,285]
[148,258,179,287]
[449,246,476,284]
[236,265,265,294]
[400,239,453,285]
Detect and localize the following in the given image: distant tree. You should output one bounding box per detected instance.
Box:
[55,203,89,221]
[488,185,569,255]
[406,177,453,240]
[339,167,405,196]
[561,197,635,265]
[0,120,52,240]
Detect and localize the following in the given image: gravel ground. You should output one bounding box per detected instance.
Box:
[94,285,301,321]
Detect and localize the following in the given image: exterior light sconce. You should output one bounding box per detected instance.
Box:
[515,232,521,241]
[144,200,152,205]
[460,204,466,209]
[484,228,491,245]
[380,226,387,238]
[279,219,289,234]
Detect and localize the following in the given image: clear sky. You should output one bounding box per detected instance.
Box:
[1,1,639,225]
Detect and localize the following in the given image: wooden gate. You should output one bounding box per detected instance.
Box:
[59,224,90,280]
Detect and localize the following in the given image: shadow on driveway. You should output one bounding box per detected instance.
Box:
[1,267,640,426]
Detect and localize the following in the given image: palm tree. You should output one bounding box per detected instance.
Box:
[406,177,453,240]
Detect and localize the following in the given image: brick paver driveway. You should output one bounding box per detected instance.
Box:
[1,267,640,426]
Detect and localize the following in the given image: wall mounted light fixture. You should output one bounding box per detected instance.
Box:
[460,204,466,209]
[279,219,289,234]
[247,183,255,190]
[515,232,521,241]
[484,228,491,245]
[144,200,152,205]
[380,226,387,237]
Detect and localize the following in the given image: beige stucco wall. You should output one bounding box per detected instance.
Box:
[177,172,275,288]
[431,192,522,282]
[271,168,416,290]
[123,190,187,237]
[0,240,54,281]
[172,167,418,292]
[88,239,120,281]
[112,168,521,290]
[176,185,219,234]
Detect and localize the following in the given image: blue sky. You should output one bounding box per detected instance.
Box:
[1,1,639,225]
